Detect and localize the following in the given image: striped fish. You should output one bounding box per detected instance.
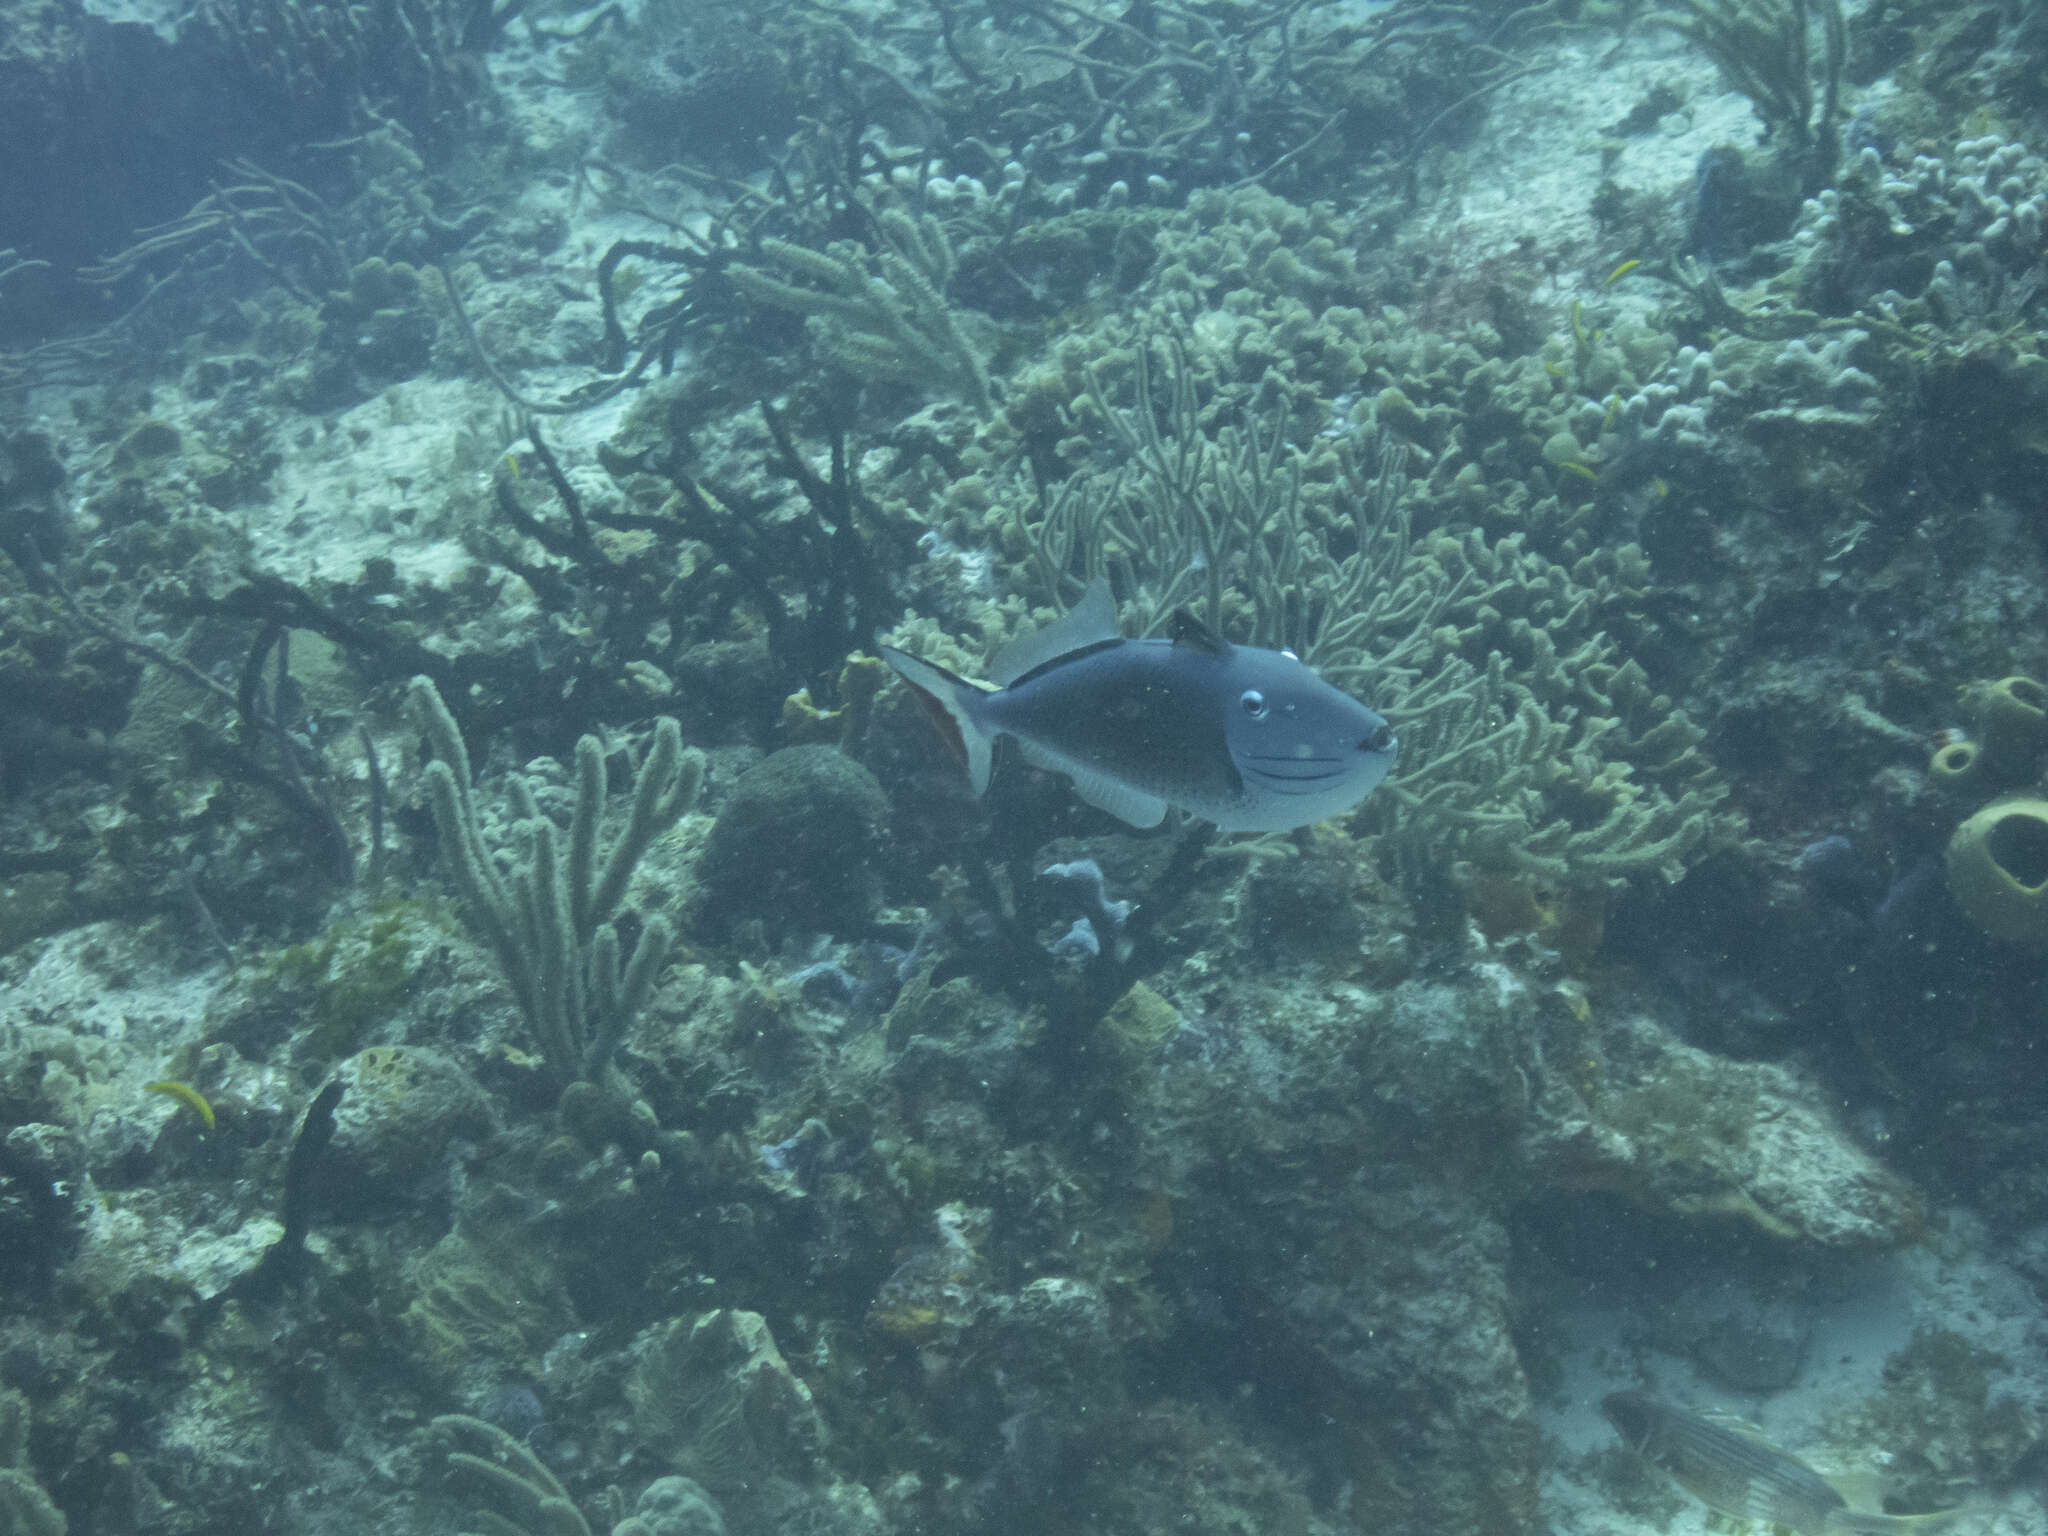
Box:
[1602,1391,1963,1535]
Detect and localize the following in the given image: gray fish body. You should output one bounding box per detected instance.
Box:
[881,580,1397,833]
[1602,1391,1960,1536]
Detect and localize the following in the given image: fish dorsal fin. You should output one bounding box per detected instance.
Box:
[990,578,1120,686]
[1697,1409,1771,1441]
[1168,607,1231,658]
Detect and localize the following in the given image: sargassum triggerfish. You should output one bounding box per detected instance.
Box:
[879,578,1398,834]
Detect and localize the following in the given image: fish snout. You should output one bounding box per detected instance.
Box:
[1360,720,1397,756]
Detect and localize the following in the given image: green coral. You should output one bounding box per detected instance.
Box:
[409,677,703,1088]
[428,1413,592,1536]
[1378,534,1737,887]
[1649,0,1846,184]
[726,209,992,412]
[1002,327,1739,890]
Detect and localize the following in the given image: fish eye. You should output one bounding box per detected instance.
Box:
[1239,689,1267,718]
[1362,722,1395,753]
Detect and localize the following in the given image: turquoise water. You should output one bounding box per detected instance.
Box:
[1,1,2045,1532]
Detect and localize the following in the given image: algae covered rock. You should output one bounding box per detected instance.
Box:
[625,1309,828,1495]
[866,1202,991,1347]
[1527,1012,1924,1249]
[1126,969,1547,1536]
[1656,1279,1814,1392]
[312,1046,490,1208]
[400,1182,575,1386]
[1268,1177,1540,1536]
[697,746,889,941]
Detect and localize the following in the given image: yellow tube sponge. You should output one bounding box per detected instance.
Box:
[1960,675,2048,780]
[1946,795,2048,944]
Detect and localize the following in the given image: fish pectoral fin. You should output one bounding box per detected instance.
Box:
[1015,739,1169,829]
[1823,1468,1889,1510]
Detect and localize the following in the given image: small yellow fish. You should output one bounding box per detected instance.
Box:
[145,1080,215,1131]
[1604,1391,1963,1535]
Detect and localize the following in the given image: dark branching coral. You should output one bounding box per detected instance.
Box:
[941,826,1220,1074]
[0,1387,65,1536]
[0,1125,82,1305]
[594,403,922,713]
[196,0,493,153]
[21,557,358,886]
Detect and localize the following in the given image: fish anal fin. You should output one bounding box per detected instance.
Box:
[1830,1509,1969,1534]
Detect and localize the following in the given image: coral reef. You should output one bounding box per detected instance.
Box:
[1652,0,1847,187]
[1946,794,2048,944]
[622,1307,875,1531]
[611,1477,726,1536]
[8,1,2048,1534]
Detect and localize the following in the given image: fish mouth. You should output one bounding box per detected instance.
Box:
[1240,754,1352,795]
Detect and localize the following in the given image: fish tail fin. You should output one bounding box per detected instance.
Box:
[879,645,994,794]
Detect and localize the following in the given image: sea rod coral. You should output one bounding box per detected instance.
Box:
[408,676,703,1089]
